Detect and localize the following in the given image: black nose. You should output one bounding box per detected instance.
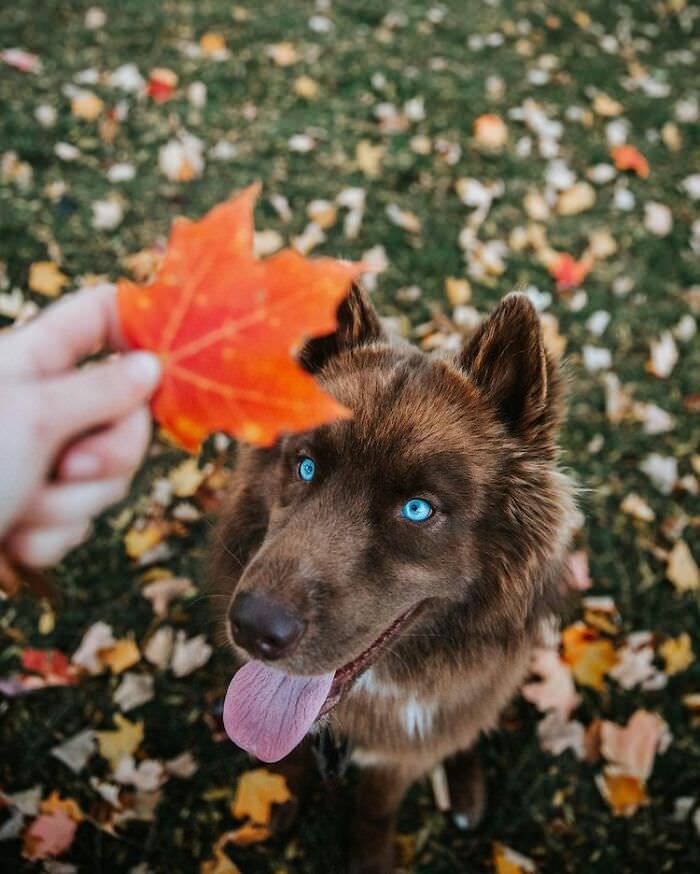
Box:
[229,592,306,661]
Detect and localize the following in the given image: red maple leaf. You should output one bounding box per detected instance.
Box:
[21,649,78,685]
[549,253,591,291]
[117,184,360,451]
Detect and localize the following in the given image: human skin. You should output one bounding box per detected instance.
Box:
[0,285,160,567]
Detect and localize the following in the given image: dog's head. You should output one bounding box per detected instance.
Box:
[212,287,573,760]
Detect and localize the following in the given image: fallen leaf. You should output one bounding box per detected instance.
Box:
[355,140,385,178]
[445,277,471,307]
[611,144,649,178]
[667,540,700,592]
[158,132,205,182]
[40,791,83,822]
[493,841,536,874]
[117,185,359,451]
[294,75,318,99]
[644,202,673,237]
[143,626,174,669]
[170,631,212,677]
[561,622,617,690]
[548,253,591,290]
[71,91,103,120]
[536,710,585,758]
[95,715,144,769]
[21,648,78,687]
[266,41,299,66]
[72,621,116,674]
[200,32,226,56]
[114,672,155,711]
[659,633,694,675]
[600,710,669,780]
[147,67,177,101]
[621,492,655,522]
[124,519,172,559]
[596,769,648,817]
[567,550,592,591]
[522,648,581,718]
[473,114,508,151]
[51,730,96,773]
[28,261,69,297]
[141,576,196,617]
[231,769,291,825]
[98,638,140,674]
[22,811,77,860]
[557,182,595,215]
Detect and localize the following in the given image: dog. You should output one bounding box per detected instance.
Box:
[211,286,577,873]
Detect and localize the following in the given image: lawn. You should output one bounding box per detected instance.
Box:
[1,1,699,871]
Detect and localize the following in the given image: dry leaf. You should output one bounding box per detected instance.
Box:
[621,492,655,522]
[600,710,669,780]
[473,114,508,150]
[266,42,298,66]
[445,277,471,307]
[71,91,103,120]
[493,841,536,874]
[117,185,359,451]
[231,769,291,825]
[124,519,172,559]
[611,145,649,178]
[667,540,700,592]
[548,253,591,290]
[522,648,581,717]
[22,810,78,860]
[95,715,144,769]
[596,769,648,817]
[294,75,318,99]
[98,638,141,674]
[561,622,617,690]
[171,631,212,677]
[147,67,177,101]
[141,576,196,617]
[557,182,595,215]
[51,730,96,774]
[114,672,155,711]
[28,261,69,297]
[355,140,385,178]
[536,710,585,759]
[659,633,694,675]
[228,822,271,846]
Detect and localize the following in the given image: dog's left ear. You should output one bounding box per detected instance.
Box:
[460,293,554,439]
[300,282,385,373]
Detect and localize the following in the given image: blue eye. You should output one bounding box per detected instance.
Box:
[297,456,316,482]
[401,498,434,523]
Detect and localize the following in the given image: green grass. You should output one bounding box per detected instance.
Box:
[1,1,699,871]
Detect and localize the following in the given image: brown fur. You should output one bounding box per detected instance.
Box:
[211,287,576,872]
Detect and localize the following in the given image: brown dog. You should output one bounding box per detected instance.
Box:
[211,287,577,873]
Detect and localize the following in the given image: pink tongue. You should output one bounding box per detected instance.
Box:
[223,661,335,763]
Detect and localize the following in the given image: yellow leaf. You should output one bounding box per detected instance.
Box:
[98,638,141,674]
[493,841,536,874]
[294,75,319,99]
[40,791,84,823]
[562,622,617,690]
[200,32,226,55]
[596,768,648,817]
[659,633,694,675]
[168,458,206,498]
[124,519,171,559]
[95,715,144,769]
[667,540,700,592]
[266,41,299,66]
[231,769,291,826]
[445,277,471,307]
[355,140,385,178]
[592,93,623,117]
[28,261,69,297]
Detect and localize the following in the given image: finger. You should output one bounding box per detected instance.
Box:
[18,478,130,527]
[5,522,92,568]
[58,405,152,481]
[40,351,160,446]
[1,284,129,377]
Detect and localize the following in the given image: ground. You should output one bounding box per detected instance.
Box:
[1,1,699,872]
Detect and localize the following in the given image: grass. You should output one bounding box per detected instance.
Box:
[1,1,699,871]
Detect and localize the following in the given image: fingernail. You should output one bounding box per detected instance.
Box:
[63,453,100,479]
[125,352,161,389]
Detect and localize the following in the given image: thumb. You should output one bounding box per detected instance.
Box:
[41,352,161,445]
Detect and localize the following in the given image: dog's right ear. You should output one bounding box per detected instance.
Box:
[299,283,384,373]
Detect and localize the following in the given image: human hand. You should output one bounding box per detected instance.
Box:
[0,284,160,567]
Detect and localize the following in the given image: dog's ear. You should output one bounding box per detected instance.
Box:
[300,283,384,373]
[459,293,554,439]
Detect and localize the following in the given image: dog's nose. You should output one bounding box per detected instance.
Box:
[229,592,306,661]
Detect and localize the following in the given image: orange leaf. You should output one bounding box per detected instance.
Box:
[228,822,271,846]
[231,768,291,825]
[596,768,648,817]
[40,791,84,822]
[118,184,359,451]
[548,253,591,291]
[611,144,649,178]
[561,622,617,690]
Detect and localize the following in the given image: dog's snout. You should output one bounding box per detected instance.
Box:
[229,592,306,661]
